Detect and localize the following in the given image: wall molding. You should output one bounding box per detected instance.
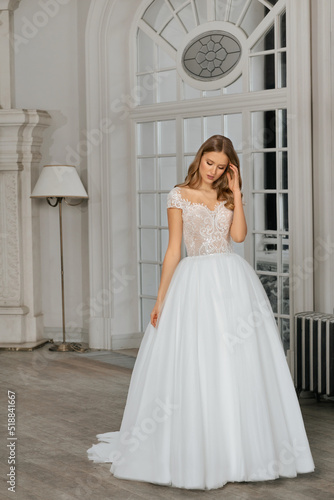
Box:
[311,0,334,316]
[85,0,140,349]
[286,0,314,373]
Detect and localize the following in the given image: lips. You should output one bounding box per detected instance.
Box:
[207,175,214,179]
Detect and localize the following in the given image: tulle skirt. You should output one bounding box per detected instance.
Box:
[87,251,315,490]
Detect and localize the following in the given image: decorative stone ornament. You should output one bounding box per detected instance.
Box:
[176,21,246,91]
[182,31,242,82]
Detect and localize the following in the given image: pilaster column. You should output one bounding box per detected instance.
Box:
[0,110,51,347]
[0,0,52,348]
[0,0,21,109]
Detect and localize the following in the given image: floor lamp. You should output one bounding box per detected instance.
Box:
[31,165,89,352]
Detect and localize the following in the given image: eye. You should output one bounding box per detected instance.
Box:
[206,161,213,166]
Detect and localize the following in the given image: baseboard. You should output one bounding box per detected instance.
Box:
[43,327,144,350]
[111,332,144,350]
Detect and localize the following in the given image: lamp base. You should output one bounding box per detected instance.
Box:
[49,342,75,352]
[48,341,90,352]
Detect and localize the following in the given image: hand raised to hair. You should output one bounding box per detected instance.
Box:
[226,163,241,194]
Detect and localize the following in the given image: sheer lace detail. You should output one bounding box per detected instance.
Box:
[167,186,234,257]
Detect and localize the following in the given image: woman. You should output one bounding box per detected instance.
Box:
[87,135,315,490]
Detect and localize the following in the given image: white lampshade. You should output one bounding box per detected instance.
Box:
[30,165,89,198]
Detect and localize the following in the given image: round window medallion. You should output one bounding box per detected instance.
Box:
[182,31,242,82]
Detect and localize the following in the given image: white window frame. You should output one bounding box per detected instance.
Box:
[85,0,314,374]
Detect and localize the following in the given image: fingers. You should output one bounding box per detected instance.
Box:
[150,312,158,327]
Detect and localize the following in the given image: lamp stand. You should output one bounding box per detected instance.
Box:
[48,197,80,352]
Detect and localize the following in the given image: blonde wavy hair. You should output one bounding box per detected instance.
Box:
[175,135,244,210]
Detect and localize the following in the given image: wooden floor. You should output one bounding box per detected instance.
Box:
[0,343,333,500]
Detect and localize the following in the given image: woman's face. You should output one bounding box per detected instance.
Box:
[198,151,229,188]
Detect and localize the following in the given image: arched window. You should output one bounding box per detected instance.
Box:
[134,0,291,353]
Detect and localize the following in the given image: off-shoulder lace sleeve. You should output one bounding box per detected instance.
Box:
[167,187,183,210]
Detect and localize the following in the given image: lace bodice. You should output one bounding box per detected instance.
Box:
[167,186,234,256]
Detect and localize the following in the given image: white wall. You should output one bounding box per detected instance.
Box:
[11,0,334,350]
[14,0,91,341]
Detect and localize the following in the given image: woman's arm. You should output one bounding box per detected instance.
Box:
[150,207,182,327]
[230,190,247,243]
[157,207,183,302]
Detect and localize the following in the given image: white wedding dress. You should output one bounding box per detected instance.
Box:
[87,186,315,490]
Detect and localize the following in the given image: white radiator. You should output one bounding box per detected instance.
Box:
[294,311,334,398]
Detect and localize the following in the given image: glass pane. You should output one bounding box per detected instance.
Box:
[178,4,196,32]
[159,156,177,190]
[157,70,177,103]
[259,273,277,313]
[141,298,156,331]
[160,192,168,226]
[279,193,289,231]
[280,11,286,48]
[229,0,246,24]
[158,120,176,154]
[254,233,278,272]
[137,29,155,73]
[250,54,275,91]
[280,318,290,354]
[161,18,185,50]
[279,151,288,189]
[143,0,172,32]
[252,110,276,149]
[138,158,156,190]
[183,81,202,99]
[253,152,276,190]
[254,193,277,231]
[215,0,227,21]
[238,153,243,178]
[278,51,287,88]
[194,0,207,23]
[160,228,169,259]
[138,75,155,105]
[141,263,159,296]
[223,74,243,94]
[140,193,157,226]
[203,89,221,97]
[157,45,175,69]
[251,24,275,52]
[140,228,158,261]
[204,115,221,140]
[281,235,289,273]
[278,109,287,147]
[184,154,194,177]
[224,113,242,150]
[281,276,289,314]
[184,117,202,153]
[241,0,269,37]
[169,0,186,10]
[138,122,156,155]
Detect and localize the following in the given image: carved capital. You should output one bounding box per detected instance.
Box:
[0,109,51,170]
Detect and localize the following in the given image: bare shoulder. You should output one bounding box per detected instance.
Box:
[181,185,197,196]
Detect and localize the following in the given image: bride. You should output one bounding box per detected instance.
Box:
[87,135,315,490]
